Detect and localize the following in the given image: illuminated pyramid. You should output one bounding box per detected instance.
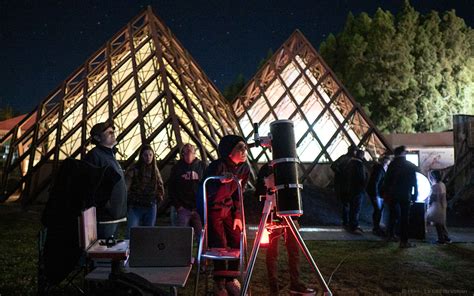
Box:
[232,30,391,184]
[0,7,237,204]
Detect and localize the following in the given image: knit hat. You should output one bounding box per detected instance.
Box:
[218,135,245,158]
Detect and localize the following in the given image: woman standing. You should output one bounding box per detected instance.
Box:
[427,170,451,244]
[126,144,164,238]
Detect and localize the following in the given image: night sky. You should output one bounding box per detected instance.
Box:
[1,0,472,114]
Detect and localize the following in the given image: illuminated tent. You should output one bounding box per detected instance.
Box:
[0,8,237,205]
[232,30,391,184]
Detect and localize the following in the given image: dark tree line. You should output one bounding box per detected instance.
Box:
[319,0,474,133]
[223,48,274,102]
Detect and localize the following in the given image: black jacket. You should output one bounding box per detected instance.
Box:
[367,163,386,198]
[41,158,119,285]
[202,158,250,220]
[84,145,127,222]
[383,156,418,202]
[345,157,368,197]
[168,158,207,210]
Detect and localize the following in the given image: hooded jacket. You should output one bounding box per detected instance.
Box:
[203,135,250,220]
[168,158,207,210]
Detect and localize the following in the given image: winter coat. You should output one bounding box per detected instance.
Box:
[382,156,418,202]
[84,145,127,222]
[345,157,368,197]
[202,158,250,220]
[126,163,164,207]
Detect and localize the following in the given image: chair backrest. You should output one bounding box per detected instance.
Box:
[79,207,97,250]
[201,176,245,250]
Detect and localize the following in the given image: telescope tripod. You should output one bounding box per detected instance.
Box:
[241,194,332,296]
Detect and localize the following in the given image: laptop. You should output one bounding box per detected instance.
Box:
[129,226,193,267]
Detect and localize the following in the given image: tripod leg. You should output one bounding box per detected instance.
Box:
[282,216,332,296]
[240,198,273,296]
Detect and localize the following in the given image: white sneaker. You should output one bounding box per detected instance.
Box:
[225,279,241,296]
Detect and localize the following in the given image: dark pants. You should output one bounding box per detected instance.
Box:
[208,207,240,279]
[266,221,300,291]
[388,199,411,243]
[435,223,450,242]
[369,194,383,230]
[177,207,202,240]
[342,192,364,229]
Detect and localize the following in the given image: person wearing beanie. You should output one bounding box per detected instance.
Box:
[203,134,250,296]
[84,121,127,239]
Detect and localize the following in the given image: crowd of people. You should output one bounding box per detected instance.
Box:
[331,145,451,248]
[83,120,451,295]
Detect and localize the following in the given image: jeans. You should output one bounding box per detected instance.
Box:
[369,194,384,230]
[342,192,364,229]
[176,207,202,240]
[170,206,177,226]
[126,203,157,238]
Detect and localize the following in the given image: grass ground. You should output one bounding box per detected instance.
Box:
[1,202,473,295]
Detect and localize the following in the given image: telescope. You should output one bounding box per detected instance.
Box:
[252,120,303,216]
[242,120,332,296]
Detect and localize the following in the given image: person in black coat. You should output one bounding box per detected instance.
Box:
[331,145,356,227]
[168,143,207,240]
[366,155,391,236]
[344,148,369,234]
[382,146,418,248]
[203,135,250,296]
[84,121,127,239]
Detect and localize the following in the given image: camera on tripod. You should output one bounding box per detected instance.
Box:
[252,120,303,217]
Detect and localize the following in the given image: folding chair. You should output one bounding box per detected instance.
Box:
[194,176,249,296]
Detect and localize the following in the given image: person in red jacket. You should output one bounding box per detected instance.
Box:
[204,135,250,296]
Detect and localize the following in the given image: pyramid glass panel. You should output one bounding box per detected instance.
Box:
[0,9,236,204]
[88,81,108,113]
[232,30,390,182]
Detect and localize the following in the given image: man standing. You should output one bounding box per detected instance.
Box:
[168,143,207,240]
[344,149,369,234]
[84,121,127,239]
[204,135,250,296]
[383,146,418,248]
[331,146,356,227]
[255,163,315,296]
[366,155,391,236]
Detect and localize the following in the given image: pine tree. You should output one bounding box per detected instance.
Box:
[223,73,246,102]
[319,1,474,133]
